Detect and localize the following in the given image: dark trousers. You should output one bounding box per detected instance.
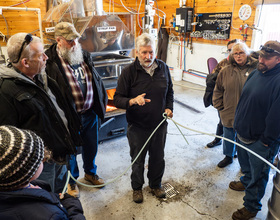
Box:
[127,122,167,190]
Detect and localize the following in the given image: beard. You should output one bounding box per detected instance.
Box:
[59,42,84,65]
[257,63,268,72]
[140,58,155,68]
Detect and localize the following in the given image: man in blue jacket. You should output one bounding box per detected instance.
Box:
[231,40,280,220]
[114,33,174,203]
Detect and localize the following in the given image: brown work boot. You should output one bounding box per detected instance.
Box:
[66,183,80,198]
[232,207,257,220]
[133,190,143,203]
[84,173,104,187]
[151,187,166,198]
[229,181,245,191]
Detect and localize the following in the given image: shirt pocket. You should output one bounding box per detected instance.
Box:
[15,91,46,113]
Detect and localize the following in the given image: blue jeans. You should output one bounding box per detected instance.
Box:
[223,127,236,158]
[38,161,67,193]
[68,109,98,184]
[237,138,279,212]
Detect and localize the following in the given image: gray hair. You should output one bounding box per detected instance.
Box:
[7,33,41,65]
[231,41,251,56]
[136,33,155,52]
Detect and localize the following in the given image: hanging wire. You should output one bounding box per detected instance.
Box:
[0,14,9,39]
[112,0,114,14]
[9,0,31,7]
[120,0,145,15]
[153,6,166,19]
[137,0,145,30]
[154,0,161,29]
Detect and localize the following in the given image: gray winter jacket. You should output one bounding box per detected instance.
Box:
[0,65,82,163]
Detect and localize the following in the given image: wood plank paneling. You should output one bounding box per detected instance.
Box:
[104,0,257,47]
[0,0,46,46]
[0,0,257,47]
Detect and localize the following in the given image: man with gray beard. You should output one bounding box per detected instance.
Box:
[45,22,108,198]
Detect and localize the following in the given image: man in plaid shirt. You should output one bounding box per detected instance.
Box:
[45,22,108,197]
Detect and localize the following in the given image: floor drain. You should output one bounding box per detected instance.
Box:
[162,182,179,199]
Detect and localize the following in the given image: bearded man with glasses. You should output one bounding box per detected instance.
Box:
[230,41,280,220]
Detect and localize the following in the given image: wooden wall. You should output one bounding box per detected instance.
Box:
[0,0,46,46]
[0,0,257,47]
[103,0,258,47]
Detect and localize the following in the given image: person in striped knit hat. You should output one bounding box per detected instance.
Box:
[0,125,85,220]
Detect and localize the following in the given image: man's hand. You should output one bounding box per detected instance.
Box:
[165,108,173,118]
[129,93,151,106]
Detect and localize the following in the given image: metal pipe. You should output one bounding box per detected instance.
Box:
[0,6,43,44]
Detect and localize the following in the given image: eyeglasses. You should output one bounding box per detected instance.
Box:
[233,51,245,57]
[13,33,33,63]
[61,37,76,44]
[260,45,280,55]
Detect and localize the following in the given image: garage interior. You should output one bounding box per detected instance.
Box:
[0,0,280,219]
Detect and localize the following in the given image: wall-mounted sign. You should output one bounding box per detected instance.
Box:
[97,26,117,32]
[45,27,55,33]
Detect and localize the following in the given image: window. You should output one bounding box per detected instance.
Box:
[252,4,280,51]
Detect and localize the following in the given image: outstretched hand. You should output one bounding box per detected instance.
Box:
[129,93,151,106]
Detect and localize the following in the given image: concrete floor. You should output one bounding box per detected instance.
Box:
[76,80,275,220]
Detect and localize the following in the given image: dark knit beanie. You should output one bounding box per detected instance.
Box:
[0,126,44,191]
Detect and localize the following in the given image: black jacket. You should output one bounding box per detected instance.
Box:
[0,180,85,220]
[203,71,219,107]
[114,58,174,128]
[45,43,108,120]
[0,65,82,163]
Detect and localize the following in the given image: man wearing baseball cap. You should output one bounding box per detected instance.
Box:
[45,22,108,197]
[230,40,280,220]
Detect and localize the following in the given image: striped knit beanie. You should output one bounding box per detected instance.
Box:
[0,126,44,191]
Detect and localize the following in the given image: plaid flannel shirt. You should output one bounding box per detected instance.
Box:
[58,54,94,113]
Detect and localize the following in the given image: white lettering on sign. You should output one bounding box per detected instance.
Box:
[45,27,55,33]
[97,26,117,32]
[149,0,154,6]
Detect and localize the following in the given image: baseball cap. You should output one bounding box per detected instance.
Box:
[259,41,280,58]
[54,22,81,40]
